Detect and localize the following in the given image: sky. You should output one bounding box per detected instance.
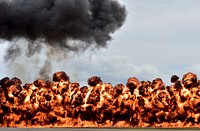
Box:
[1,0,200,86]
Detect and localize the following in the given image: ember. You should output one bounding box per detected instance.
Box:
[1,71,200,128]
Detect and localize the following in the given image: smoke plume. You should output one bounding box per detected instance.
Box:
[0,0,127,81]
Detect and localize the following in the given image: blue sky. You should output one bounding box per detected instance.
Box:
[1,0,200,86]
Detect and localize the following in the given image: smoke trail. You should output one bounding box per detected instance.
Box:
[0,0,127,81]
[39,60,52,81]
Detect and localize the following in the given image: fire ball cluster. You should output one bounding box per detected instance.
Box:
[0,71,200,127]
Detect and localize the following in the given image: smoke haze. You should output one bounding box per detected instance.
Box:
[0,0,127,81]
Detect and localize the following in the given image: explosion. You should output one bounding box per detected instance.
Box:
[0,71,200,128]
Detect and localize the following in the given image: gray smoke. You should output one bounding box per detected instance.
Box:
[0,0,127,80]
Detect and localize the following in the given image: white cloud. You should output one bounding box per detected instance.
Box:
[55,53,171,86]
[184,64,200,78]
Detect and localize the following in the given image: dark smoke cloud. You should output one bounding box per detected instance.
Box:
[0,0,127,81]
[0,0,126,48]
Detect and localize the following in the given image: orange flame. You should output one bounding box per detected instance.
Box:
[0,72,200,127]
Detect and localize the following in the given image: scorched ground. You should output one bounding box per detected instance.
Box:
[0,71,200,128]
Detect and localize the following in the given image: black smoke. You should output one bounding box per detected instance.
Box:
[0,0,127,80]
